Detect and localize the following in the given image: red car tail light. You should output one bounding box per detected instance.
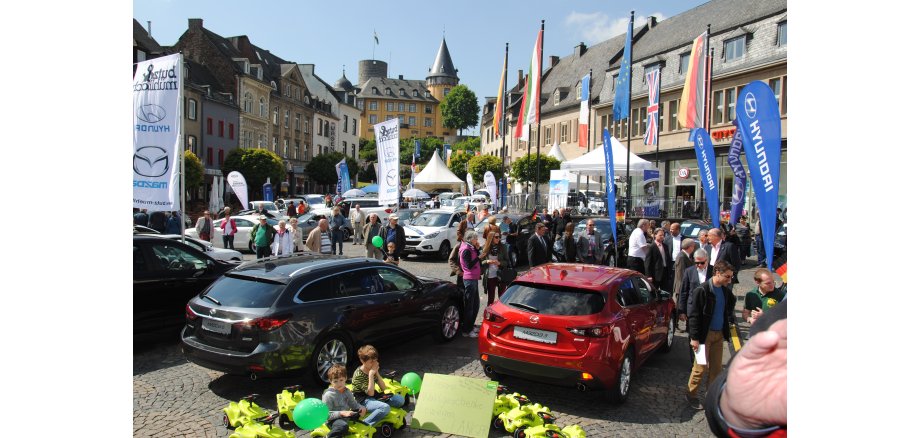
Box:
[185,304,199,321]
[567,325,611,337]
[483,308,506,323]
[236,315,291,331]
[385,208,393,214]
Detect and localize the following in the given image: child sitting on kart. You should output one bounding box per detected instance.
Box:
[322,365,367,438]
[383,242,400,265]
[352,345,406,419]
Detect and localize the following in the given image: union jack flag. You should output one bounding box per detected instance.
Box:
[644,68,661,146]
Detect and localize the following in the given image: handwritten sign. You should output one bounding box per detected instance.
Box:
[409,373,498,438]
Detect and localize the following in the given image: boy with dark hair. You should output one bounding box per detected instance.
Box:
[322,365,367,438]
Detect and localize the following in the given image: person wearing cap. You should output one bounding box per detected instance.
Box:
[249,215,276,259]
[377,213,406,257]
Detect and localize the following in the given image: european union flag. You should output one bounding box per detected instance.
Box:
[612,14,634,122]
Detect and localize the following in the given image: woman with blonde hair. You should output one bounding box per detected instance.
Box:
[480,230,511,305]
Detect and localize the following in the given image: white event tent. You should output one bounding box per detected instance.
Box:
[560,136,655,176]
[411,152,464,192]
[547,142,567,162]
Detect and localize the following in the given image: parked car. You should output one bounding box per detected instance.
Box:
[134,225,160,234]
[401,209,467,259]
[134,235,239,338]
[185,215,270,252]
[248,201,285,218]
[312,197,397,221]
[181,254,463,384]
[296,212,353,243]
[478,263,677,403]
[151,234,244,262]
[571,218,632,267]
[680,219,713,242]
[396,208,424,224]
[474,213,539,267]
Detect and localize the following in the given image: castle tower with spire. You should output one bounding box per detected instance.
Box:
[426,37,459,101]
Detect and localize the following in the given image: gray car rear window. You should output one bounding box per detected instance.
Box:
[499,284,605,316]
[202,276,286,308]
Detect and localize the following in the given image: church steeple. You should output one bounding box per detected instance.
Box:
[426,37,459,86]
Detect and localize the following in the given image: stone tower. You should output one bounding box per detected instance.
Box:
[426,38,459,100]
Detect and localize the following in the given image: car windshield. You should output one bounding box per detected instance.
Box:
[574,220,612,242]
[500,284,606,316]
[202,276,286,308]
[681,223,706,237]
[252,202,279,211]
[411,212,452,227]
[305,196,325,206]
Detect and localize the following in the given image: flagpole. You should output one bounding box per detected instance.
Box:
[179,53,186,244]
[625,11,634,216]
[501,42,509,210]
[534,20,544,211]
[655,68,662,167]
[705,24,712,133]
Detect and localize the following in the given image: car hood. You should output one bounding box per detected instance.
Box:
[403,225,442,237]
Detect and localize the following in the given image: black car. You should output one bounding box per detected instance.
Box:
[572,218,633,267]
[180,254,462,384]
[133,235,238,338]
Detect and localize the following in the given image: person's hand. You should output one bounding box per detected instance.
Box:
[679,313,687,322]
[359,407,367,416]
[750,307,763,324]
[340,410,354,417]
[720,319,787,429]
[690,339,700,352]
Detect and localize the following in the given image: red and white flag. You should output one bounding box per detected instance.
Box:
[514,28,543,140]
[578,73,590,147]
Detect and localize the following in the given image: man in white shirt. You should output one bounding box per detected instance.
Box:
[707,228,740,284]
[627,219,652,274]
[350,205,366,245]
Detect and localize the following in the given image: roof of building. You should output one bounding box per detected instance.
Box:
[355,77,439,102]
[427,38,458,80]
[334,70,354,91]
[185,60,236,107]
[133,19,164,54]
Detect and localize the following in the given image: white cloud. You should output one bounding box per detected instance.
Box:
[565,11,666,45]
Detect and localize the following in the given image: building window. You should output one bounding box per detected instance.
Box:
[632,108,641,138]
[369,114,378,124]
[398,102,405,112]
[324,120,330,137]
[679,53,690,74]
[259,97,266,117]
[425,91,431,98]
[294,141,299,160]
[413,90,419,97]
[560,122,568,143]
[712,90,724,124]
[244,93,253,113]
[187,98,197,120]
[398,115,405,125]
[352,119,357,134]
[408,103,416,113]
[575,82,582,100]
[369,101,378,110]
[187,135,198,155]
[726,88,737,122]
[207,147,213,166]
[723,36,745,62]
[424,117,432,127]
[229,123,235,140]
[386,88,392,95]
[285,84,291,97]
[284,139,289,158]
[295,113,301,131]
[769,76,787,115]
[218,149,224,166]
[386,102,394,111]
[284,110,290,128]
[372,87,379,94]
[218,120,224,137]
[669,100,679,131]
[777,21,787,46]
[425,105,432,114]
[206,117,213,135]
[273,107,279,125]
[409,116,416,126]
[357,100,364,110]
[352,144,356,159]
[273,136,278,153]
[443,87,451,97]
[259,134,266,149]
[544,126,552,146]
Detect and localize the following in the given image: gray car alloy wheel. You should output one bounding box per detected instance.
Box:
[666,317,675,348]
[619,354,632,396]
[441,304,460,339]
[316,338,348,383]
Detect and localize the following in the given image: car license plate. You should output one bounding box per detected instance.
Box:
[513,326,557,344]
[201,318,231,335]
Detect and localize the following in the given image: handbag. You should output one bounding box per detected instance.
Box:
[499,267,517,284]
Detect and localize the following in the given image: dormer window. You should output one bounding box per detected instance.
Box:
[400,89,406,96]
[413,90,419,97]
[575,81,582,100]
[776,21,787,46]
[386,88,392,95]
[425,91,431,98]
[270,81,277,90]
[372,87,379,94]
[723,36,746,61]
[554,89,560,105]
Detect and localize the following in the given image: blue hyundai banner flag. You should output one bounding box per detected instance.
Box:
[500,177,507,209]
[690,128,721,230]
[735,81,782,268]
[414,139,421,158]
[602,128,617,243]
[727,119,747,225]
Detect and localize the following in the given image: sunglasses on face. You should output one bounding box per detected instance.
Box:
[695,261,707,265]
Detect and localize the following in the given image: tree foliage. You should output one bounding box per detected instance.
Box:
[439,85,479,135]
[305,151,358,186]
[466,155,503,184]
[451,136,480,155]
[221,148,285,199]
[358,137,377,162]
[184,150,204,194]
[510,154,561,184]
[447,150,473,177]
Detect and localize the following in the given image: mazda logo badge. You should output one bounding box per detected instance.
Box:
[529,315,539,324]
[744,92,757,119]
[386,169,398,186]
[136,104,167,124]
[134,146,169,177]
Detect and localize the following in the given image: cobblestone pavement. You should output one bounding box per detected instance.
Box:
[135,238,770,437]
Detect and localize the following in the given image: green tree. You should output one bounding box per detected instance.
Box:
[439,85,479,135]
[221,148,285,201]
[466,155,502,184]
[358,137,377,162]
[399,137,442,166]
[447,150,473,178]
[184,150,204,196]
[451,136,480,155]
[305,151,358,188]
[510,154,561,184]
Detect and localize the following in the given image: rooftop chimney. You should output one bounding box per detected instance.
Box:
[147,21,152,37]
[647,16,658,30]
[189,18,203,29]
[398,74,403,80]
[575,42,587,57]
[518,69,524,88]
[550,56,560,67]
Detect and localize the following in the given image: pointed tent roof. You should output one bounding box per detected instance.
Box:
[560,136,654,176]
[412,152,463,191]
[547,143,567,162]
[427,38,458,80]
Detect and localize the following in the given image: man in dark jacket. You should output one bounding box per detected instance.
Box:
[644,228,669,289]
[679,249,712,321]
[378,214,406,256]
[527,223,551,268]
[148,210,168,233]
[134,209,149,226]
[685,261,736,410]
[706,228,741,284]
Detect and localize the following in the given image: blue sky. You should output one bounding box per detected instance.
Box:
[134,0,708,133]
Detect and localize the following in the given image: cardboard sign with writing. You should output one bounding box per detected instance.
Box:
[409,373,497,438]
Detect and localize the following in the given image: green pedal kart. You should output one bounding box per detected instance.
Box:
[229,413,295,438]
[276,385,306,430]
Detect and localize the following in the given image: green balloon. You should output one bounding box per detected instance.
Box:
[401,372,422,395]
[292,398,328,430]
[372,236,384,248]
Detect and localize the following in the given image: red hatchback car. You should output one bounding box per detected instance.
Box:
[478,263,677,403]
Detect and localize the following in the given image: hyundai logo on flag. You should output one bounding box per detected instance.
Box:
[136,104,167,124]
[133,146,169,177]
[744,93,757,119]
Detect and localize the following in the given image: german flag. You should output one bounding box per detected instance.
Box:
[615,210,625,223]
[772,252,787,283]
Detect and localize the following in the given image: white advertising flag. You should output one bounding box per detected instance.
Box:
[483,171,497,206]
[226,171,249,208]
[133,53,183,210]
[466,172,475,195]
[374,118,401,205]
